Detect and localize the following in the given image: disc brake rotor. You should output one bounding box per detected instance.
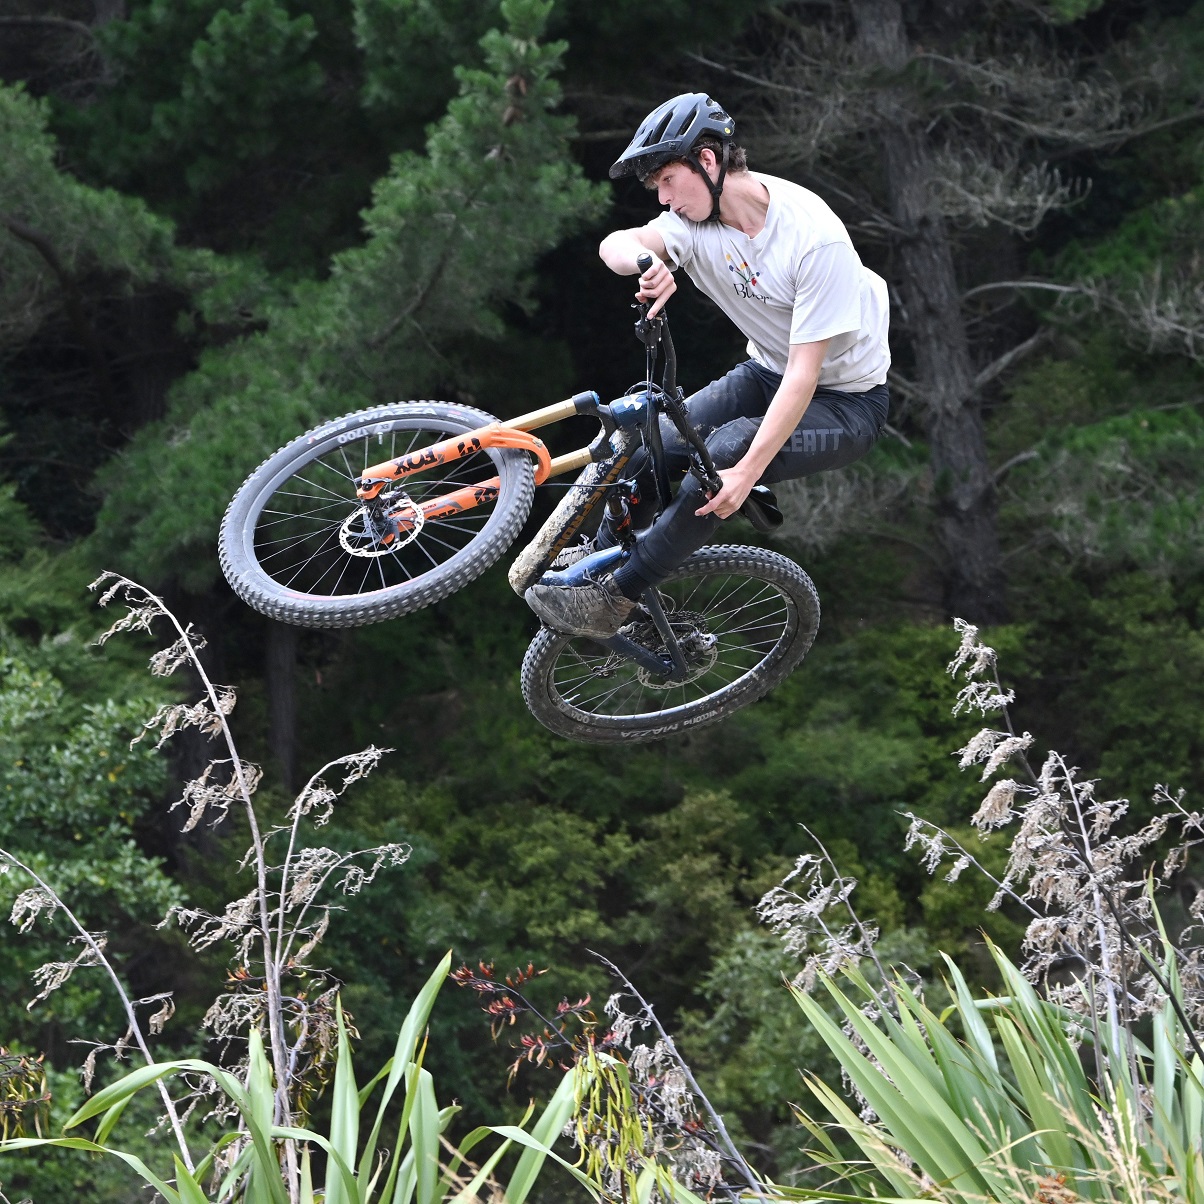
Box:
[338,494,425,558]
[633,611,718,688]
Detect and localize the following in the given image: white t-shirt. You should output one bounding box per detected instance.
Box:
[651,173,890,391]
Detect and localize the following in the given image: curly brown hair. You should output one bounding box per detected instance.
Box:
[642,137,748,188]
[693,136,748,171]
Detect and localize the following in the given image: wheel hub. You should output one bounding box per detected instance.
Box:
[633,612,718,688]
[338,491,424,558]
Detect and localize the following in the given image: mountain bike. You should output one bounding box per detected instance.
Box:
[219,257,820,743]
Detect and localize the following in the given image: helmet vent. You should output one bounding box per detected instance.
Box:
[674,106,700,139]
[646,112,674,148]
[609,92,735,182]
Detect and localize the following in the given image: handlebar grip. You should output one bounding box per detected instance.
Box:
[636,252,653,274]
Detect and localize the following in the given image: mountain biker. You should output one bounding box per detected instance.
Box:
[525,93,891,640]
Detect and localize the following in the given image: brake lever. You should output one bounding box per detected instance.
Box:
[633,253,664,349]
[633,303,663,348]
[660,390,722,494]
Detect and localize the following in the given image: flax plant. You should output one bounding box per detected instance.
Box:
[785,934,1204,1203]
[0,575,593,1203]
[764,619,1204,1202]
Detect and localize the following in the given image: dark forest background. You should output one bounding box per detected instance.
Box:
[1,0,1203,1198]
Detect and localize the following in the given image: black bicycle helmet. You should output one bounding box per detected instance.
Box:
[610,93,735,220]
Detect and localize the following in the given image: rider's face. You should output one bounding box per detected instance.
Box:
[648,153,716,222]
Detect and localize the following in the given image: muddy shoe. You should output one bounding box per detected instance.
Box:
[525,572,637,639]
[550,536,597,570]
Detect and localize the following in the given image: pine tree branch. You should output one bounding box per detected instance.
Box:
[974,328,1048,391]
[993,449,1040,483]
[962,280,1082,302]
[0,16,95,38]
[685,50,811,98]
[886,368,921,398]
[0,211,115,407]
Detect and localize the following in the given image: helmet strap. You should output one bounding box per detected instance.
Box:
[685,142,730,222]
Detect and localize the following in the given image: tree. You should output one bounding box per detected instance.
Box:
[696,0,1203,621]
[0,77,197,538]
[48,0,387,265]
[89,0,609,590]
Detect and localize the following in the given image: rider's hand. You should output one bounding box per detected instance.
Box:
[695,464,758,520]
[637,257,676,317]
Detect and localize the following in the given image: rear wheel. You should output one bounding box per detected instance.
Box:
[220,403,535,628]
[520,545,819,743]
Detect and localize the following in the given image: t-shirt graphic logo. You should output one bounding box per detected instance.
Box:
[725,252,767,302]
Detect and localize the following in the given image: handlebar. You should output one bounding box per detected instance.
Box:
[628,253,722,495]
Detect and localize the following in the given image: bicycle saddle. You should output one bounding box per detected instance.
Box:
[739,485,784,534]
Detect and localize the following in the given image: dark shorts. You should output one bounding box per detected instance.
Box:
[668,358,890,482]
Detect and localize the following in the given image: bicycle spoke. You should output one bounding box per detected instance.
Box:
[279,527,345,591]
[240,416,516,598]
[257,522,342,565]
[545,562,802,726]
[287,468,359,501]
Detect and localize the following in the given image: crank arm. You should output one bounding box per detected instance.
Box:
[594,590,692,685]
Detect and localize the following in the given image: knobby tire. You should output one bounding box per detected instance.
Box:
[520,544,820,743]
[220,402,535,628]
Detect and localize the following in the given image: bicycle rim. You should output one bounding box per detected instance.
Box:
[522,546,819,741]
[247,422,512,601]
[557,575,791,715]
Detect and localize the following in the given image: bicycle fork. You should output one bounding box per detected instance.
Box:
[352,391,602,538]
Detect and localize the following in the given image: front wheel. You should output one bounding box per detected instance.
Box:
[220,402,536,628]
[520,545,820,743]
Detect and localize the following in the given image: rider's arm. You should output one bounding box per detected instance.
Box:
[599,224,669,273]
[599,225,676,317]
[694,339,831,520]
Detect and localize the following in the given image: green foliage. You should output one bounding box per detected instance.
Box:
[0,639,181,1049]
[53,0,350,225]
[0,483,40,566]
[1041,0,1106,23]
[90,0,609,589]
[0,81,177,348]
[98,0,320,198]
[1059,187,1204,284]
[1005,569,1204,810]
[1007,406,1204,572]
[792,938,1204,1202]
[0,958,598,1204]
[354,0,500,117]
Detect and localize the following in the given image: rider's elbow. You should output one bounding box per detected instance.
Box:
[598,231,634,274]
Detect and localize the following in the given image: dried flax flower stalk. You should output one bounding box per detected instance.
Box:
[911,618,1204,1067]
[2,573,412,1204]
